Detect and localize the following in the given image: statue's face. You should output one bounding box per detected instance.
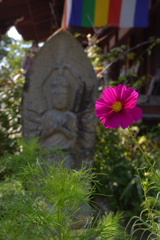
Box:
[51,92,69,110]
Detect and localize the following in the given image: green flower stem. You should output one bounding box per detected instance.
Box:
[128,127,160,182]
[144,185,156,228]
[57,208,62,240]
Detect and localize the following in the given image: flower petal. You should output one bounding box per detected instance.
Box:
[100,117,106,124]
[101,87,117,104]
[114,85,127,101]
[95,106,113,118]
[124,87,138,100]
[95,98,111,108]
[120,110,133,129]
[95,98,112,118]
[103,113,121,129]
[122,88,139,109]
[129,106,142,121]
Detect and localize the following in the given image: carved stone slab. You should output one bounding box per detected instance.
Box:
[21,29,98,169]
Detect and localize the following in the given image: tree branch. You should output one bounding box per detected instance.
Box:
[97,38,158,77]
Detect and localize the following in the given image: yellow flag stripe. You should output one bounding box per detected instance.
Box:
[94,0,110,27]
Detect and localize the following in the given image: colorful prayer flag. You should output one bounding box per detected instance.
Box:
[61,0,150,29]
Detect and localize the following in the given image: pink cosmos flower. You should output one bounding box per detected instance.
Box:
[95,85,142,129]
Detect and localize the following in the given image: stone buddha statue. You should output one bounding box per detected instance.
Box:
[40,71,77,150]
[21,29,98,170]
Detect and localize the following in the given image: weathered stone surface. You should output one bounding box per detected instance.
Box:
[21,29,98,169]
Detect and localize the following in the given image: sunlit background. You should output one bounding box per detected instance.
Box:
[7,26,22,40]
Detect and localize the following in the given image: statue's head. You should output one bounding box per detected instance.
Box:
[42,66,76,111]
[51,73,71,110]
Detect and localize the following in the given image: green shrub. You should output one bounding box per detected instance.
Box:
[0,66,24,156]
[0,138,130,240]
[126,168,160,239]
[94,122,160,219]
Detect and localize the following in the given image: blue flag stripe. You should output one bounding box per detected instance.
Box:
[69,0,83,26]
[134,0,150,27]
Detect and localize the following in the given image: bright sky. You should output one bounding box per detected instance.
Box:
[7,26,22,40]
[7,26,44,47]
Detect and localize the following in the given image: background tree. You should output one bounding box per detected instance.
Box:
[0,35,32,156]
[0,35,12,61]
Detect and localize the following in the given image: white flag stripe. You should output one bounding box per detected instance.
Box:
[119,0,137,28]
[66,0,73,27]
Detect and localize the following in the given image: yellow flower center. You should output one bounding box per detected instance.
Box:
[112,101,122,112]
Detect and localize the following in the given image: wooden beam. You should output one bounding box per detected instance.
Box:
[25,0,39,41]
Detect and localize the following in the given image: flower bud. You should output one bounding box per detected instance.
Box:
[144,172,150,178]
